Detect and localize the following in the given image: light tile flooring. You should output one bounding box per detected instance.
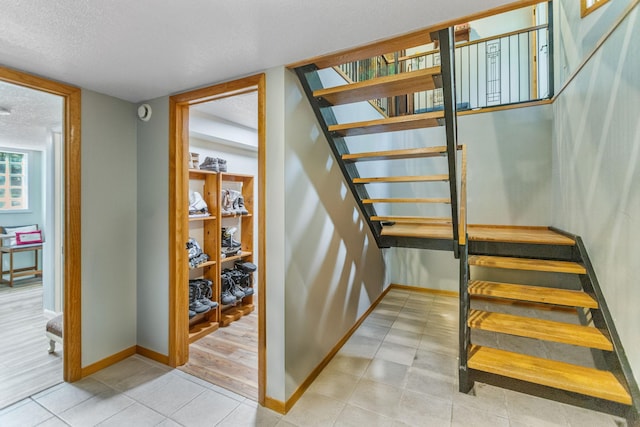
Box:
[0,289,627,426]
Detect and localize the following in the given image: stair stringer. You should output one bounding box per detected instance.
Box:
[294,64,385,247]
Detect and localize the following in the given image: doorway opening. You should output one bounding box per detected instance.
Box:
[169,74,266,404]
[0,67,82,406]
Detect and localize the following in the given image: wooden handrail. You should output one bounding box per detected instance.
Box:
[455,24,548,49]
[458,144,467,246]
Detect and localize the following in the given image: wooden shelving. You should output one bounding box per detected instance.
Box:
[187,167,256,339]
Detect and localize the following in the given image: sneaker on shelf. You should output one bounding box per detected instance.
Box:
[222,227,241,248]
[217,158,227,172]
[199,157,219,172]
[237,195,249,215]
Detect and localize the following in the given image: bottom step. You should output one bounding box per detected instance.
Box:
[467,345,631,405]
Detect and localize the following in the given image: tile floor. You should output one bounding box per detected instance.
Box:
[0,289,627,426]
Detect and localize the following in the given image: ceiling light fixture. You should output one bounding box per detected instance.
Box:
[0,107,11,116]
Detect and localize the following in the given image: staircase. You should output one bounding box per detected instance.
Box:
[294,26,638,422]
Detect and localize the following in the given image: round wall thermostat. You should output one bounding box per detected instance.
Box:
[137,104,152,121]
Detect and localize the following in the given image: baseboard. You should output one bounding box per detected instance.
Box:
[390,283,458,298]
[136,345,169,365]
[81,345,137,378]
[280,285,393,413]
[263,396,286,414]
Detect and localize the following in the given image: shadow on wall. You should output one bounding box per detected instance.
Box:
[283,76,387,392]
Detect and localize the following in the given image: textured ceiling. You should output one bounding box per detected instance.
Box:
[0,81,63,147]
[0,0,515,103]
[191,92,258,130]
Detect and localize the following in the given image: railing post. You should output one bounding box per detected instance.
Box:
[437,27,460,255]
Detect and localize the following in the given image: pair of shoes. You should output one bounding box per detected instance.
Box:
[220,275,238,305]
[199,156,228,172]
[190,279,218,309]
[223,265,254,297]
[221,189,249,215]
[189,281,211,316]
[186,238,209,268]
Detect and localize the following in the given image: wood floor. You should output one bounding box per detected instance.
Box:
[0,280,63,409]
[178,309,258,401]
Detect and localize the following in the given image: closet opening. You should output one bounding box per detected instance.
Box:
[169,74,266,404]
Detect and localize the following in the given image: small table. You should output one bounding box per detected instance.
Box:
[0,243,43,286]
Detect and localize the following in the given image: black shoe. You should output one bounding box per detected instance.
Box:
[199,157,219,172]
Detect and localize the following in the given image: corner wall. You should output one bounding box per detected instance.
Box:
[136,96,170,355]
[552,1,640,385]
[81,89,138,367]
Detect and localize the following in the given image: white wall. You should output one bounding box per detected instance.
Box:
[552,0,640,385]
[281,67,388,398]
[81,89,137,367]
[136,96,170,355]
[390,104,553,290]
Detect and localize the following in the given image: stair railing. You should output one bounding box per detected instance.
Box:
[437,27,460,255]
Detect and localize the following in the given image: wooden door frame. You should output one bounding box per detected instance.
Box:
[169,73,266,405]
[0,66,82,382]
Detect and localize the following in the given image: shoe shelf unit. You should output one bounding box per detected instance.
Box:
[187,168,256,339]
[188,168,221,343]
[219,173,255,327]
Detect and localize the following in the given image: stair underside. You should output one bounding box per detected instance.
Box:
[363,198,450,204]
[380,222,453,239]
[314,66,442,106]
[343,146,447,162]
[468,345,632,405]
[468,280,598,308]
[468,309,612,350]
[468,255,586,274]
[371,215,451,224]
[353,174,449,184]
[329,110,444,136]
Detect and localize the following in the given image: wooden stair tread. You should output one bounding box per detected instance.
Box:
[354,174,448,184]
[343,146,447,162]
[468,255,586,274]
[314,67,441,106]
[467,225,575,246]
[468,345,631,404]
[329,111,444,137]
[468,309,612,350]
[363,198,450,204]
[468,280,598,308]
[380,223,453,239]
[372,216,451,224]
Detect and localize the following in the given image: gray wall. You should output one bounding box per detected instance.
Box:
[552,0,639,385]
[81,90,138,367]
[281,68,389,398]
[390,105,553,290]
[136,96,170,355]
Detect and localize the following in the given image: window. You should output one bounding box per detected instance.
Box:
[581,0,610,17]
[0,151,28,210]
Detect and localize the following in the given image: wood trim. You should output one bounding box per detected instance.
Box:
[581,0,610,18]
[0,66,83,383]
[256,73,267,406]
[169,73,267,404]
[389,283,459,298]
[81,346,136,377]
[263,397,286,414]
[136,345,170,365]
[287,0,546,70]
[455,24,547,49]
[458,99,552,116]
[459,144,467,246]
[282,286,393,413]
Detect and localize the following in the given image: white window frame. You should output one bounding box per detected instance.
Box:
[0,149,29,212]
